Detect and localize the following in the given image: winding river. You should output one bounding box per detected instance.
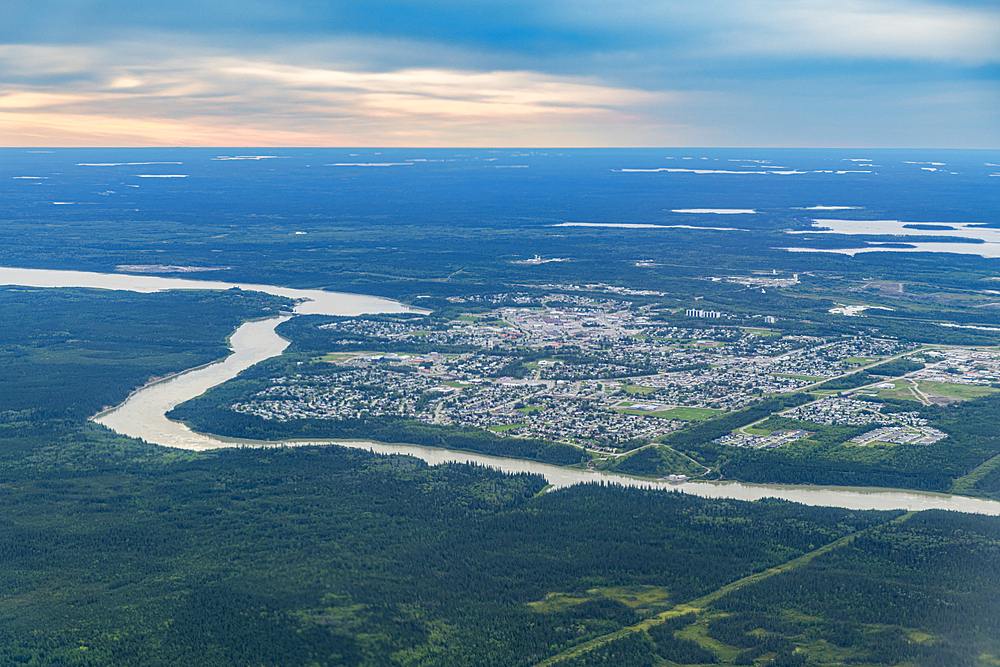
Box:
[3,266,999,515]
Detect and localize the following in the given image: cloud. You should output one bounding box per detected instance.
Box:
[1,0,998,146]
[715,0,1000,63]
[0,91,87,108]
[218,61,665,115]
[7,0,999,65]
[0,44,690,146]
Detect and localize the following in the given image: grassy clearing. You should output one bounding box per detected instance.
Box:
[487,424,525,433]
[526,592,592,614]
[677,618,742,662]
[919,381,999,400]
[624,384,658,395]
[527,586,672,616]
[876,385,919,401]
[598,445,708,478]
[658,407,724,421]
[592,586,673,610]
[319,353,357,362]
[612,406,721,421]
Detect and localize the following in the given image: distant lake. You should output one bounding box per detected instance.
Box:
[783,218,1000,258]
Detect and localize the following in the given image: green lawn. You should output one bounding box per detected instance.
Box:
[624,385,658,395]
[488,423,526,432]
[878,380,998,402]
[319,353,356,362]
[617,406,722,421]
[876,385,919,401]
[919,381,999,400]
[661,407,725,421]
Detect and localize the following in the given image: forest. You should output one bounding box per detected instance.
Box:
[0,286,290,422]
[0,432,982,667]
[666,395,1000,497]
[3,431,1000,666]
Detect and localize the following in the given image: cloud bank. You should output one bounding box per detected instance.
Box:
[1,0,997,146]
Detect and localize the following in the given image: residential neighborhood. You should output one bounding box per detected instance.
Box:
[229,293,993,453]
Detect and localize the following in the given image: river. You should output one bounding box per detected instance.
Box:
[2,265,998,515]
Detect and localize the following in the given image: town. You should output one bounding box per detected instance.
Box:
[230,292,996,456]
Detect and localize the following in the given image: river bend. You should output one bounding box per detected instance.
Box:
[2,266,997,515]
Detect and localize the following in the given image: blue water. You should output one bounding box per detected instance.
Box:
[4,148,998,232]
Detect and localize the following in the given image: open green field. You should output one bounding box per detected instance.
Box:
[658,407,724,421]
[318,353,357,362]
[843,356,877,364]
[876,383,922,401]
[880,380,1000,402]
[624,384,658,395]
[617,406,723,421]
[528,585,673,617]
[488,423,526,433]
[919,381,1000,400]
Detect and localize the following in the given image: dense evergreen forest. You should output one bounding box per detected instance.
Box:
[3,437,1000,666]
[703,510,1000,666]
[669,395,1000,497]
[0,287,290,421]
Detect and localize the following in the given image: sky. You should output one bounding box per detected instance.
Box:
[1,0,998,147]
